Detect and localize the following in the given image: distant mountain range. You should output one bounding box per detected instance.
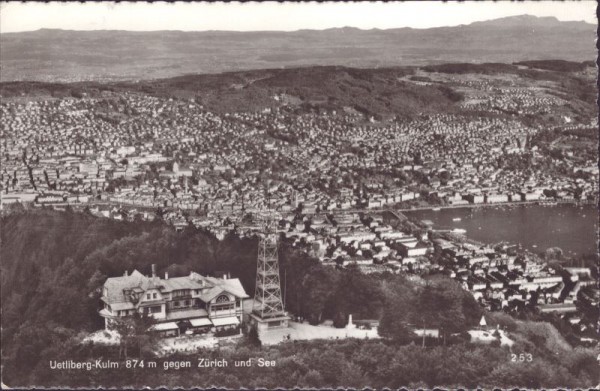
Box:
[0,15,596,82]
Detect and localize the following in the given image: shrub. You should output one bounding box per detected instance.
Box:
[214,326,241,338]
[248,325,261,347]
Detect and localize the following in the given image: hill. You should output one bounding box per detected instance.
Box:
[0,15,595,82]
[0,210,387,384]
[1,210,597,388]
[1,59,594,119]
[0,66,467,118]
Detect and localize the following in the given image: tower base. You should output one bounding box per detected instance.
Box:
[249,313,290,332]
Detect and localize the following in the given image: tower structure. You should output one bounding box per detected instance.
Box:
[250,212,290,331]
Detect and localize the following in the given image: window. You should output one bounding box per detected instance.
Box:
[213,303,234,311]
[146,293,151,300]
[150,306,161,314]
[174,301,180,307]
[184,300,190,306]
[173,290,190,298]
[216,295,230,303]
[152,293,157,299]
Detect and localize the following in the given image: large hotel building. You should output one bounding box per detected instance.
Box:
[100,265,249,337]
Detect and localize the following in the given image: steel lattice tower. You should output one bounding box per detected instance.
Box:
[252,218,286,319]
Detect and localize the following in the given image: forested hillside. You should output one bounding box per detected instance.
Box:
[1,210,598,387]
[0,66,464,119]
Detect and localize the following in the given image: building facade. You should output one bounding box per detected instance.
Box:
[100,265,248,337]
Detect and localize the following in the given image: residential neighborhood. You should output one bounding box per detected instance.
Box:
[1,67,597,349]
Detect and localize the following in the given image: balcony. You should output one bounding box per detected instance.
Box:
[210,308,236,318]
[168,302,203,312]
[171,293,193,300]
[164,307,208,321]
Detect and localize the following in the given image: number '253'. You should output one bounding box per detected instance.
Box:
[511,353,533,362]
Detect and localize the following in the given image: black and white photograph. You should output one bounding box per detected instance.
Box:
[0,1,598,389]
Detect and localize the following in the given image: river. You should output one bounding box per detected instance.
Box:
[405,203,597,257]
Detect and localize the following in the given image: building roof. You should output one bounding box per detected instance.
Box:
[102,270,147,304]
[102,269,248,306]
[109,302,137,311]
[204,276,250,300]
[161,276,205,292]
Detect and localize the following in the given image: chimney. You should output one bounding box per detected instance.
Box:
[151,264,156,278]
[223,273,227,280]
[124,270,128,277]
[165,271,169,280]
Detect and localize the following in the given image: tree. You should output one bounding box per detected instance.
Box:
[378,277,418,344]
[378,315,414,344]
[545,247,563,260]
[333,312,346,328]
[109,311,156,358]
[248,324,261,348]
[416,277,481,342]
[299,369,324,388]
[329,267,384,321]
[339,362,367,388]
[301,266,339,324]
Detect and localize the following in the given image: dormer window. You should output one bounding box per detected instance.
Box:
[146,293,151,300]
[153,293,157,299]
[216,294,230,303]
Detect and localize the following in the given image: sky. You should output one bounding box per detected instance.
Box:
[0,1,596,33]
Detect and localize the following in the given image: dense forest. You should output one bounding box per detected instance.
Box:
[1,210,598,388]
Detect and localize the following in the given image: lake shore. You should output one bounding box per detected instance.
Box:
[404,203,596,257]
[393,198,594,213]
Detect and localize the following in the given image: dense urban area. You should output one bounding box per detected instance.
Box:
[1,61,598,388]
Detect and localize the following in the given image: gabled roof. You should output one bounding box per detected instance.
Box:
[199,285,227,302]
[102,269,249,305]
[103,270,148,304]
[201,276,249,301]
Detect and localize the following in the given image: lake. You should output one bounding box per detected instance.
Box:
[405,203,597,257]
